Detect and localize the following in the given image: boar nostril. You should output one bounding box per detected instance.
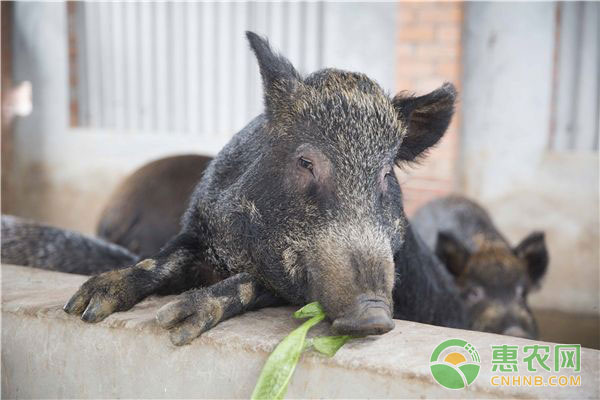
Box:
[502,326,532,339]
[331,306,395,336]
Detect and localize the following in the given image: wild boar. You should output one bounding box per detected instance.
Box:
[59,31,459,345]
[412,195,549,338]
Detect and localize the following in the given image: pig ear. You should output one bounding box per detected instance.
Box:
[435,231,470,278]
[393,83,457,163]
[514,231,549,285]
[246,31,301,114]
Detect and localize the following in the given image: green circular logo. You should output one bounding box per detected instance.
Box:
[430,339,481,389]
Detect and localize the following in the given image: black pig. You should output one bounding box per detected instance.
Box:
[97,155,212,258]
[412,195,549,338]
[60,32,459,345]
[0,32,461,345]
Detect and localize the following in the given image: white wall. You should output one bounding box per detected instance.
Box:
[461,2,599,316]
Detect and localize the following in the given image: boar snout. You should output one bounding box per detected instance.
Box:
[331,295,395,336]
[502,326,532,339]
[304,225,396,336]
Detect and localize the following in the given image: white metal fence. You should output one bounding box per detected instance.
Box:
[70,2,324,137]
[551,1,600,151]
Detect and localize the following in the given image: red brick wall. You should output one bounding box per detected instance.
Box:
[395,1,464,215]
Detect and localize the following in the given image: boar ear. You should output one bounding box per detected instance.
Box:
[246,31,301,114]
[393,83,457,163]
[435,231,470,278]
[514,231,549,285]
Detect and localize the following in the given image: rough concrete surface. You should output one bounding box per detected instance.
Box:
[2,264,598,399]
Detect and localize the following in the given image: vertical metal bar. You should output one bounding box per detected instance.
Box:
[250,2,269,117]
[594,0,600,150]
[303,1,322,72]
[231,2,247,133]
[297,1,308,74]
[201,2,216,137]
[317,1,324,69]
[186,2,200,135]
[75,3,89,126]
[171,2,186,133]
[566,2,584,150]
[97,2,113,128]
[154,2,169,132]
[138,2,153,132]
[268,3,284,50]
[245,2,257,122]
[124,2,138,131]
[216,3,232,137]
[85,3,100,128]
[547,2,562,150]
[551,2,577,151]
[573,2,599,151]
[286,2,301,71]
[111,2,125,130]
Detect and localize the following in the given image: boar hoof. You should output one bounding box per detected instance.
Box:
[63,270,139,323]
[156,291,218,346]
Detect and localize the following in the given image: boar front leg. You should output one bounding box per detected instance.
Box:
[63,232,219,322]
[156,273,282,345]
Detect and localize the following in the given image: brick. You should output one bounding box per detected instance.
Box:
[397,43,416,58]
[395,0,463,187]
[417,4,462,24]
[397,25,435,42]
[415,44,458,62]
[396,62,436,78]
[395,78,418,92]
[398,8,417,23]
[435,61,459,78]
[412,78,449,94]
[436,26,461,44]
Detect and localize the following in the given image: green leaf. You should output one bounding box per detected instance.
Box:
[251,302,355,399]
[293,302,325,319]
[251,313,324,400]
[312,336,352,357]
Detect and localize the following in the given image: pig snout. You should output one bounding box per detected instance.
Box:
[502,326,534,339]
[331,296,395,336]
[473,302,538,339]
[305,226,396,337]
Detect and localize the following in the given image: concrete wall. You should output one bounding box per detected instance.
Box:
[3,265,599,399]
[461,3,599,316]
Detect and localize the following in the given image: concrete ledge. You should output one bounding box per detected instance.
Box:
[2,264,598,398]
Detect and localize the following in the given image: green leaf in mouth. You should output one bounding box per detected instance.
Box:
[251,302,354,400]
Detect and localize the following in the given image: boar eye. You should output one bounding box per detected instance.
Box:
[298,157,314,172]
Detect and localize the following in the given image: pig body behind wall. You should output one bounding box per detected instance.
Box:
[412,195,549,338]
[97,155,212,258]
